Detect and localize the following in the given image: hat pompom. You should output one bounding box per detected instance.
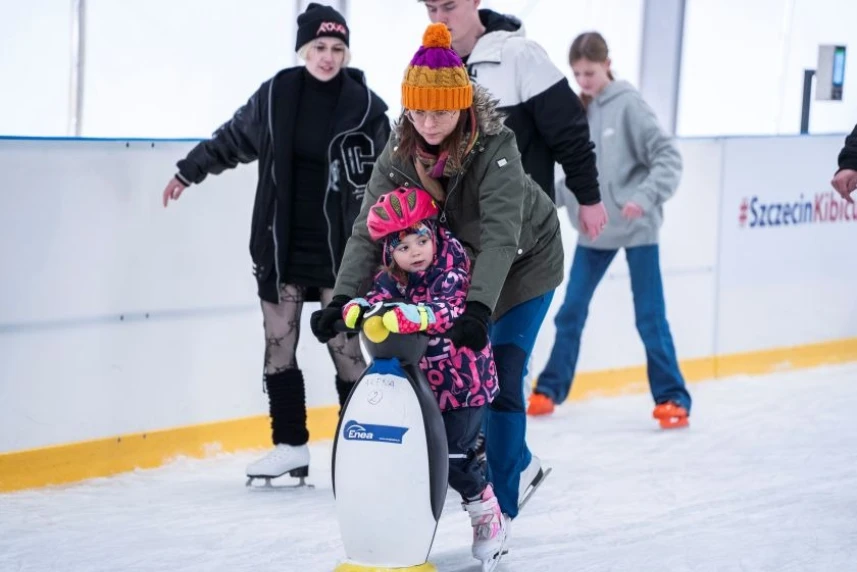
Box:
[422,23,452,49]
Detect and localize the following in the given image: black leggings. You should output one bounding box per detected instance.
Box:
[260,284,365,381]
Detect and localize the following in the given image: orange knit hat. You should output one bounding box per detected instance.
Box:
[401,23,473,111]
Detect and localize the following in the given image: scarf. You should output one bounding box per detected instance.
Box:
[413,107,479,202]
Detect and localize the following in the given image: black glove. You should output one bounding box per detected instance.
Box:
[311,295,350,344]
[447,301,492,351]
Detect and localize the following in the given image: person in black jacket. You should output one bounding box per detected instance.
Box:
[161,3,390,484]
[831,124,857,202]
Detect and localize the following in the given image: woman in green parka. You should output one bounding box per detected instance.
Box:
[310,23,596,522]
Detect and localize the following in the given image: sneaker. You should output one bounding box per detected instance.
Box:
[527,392,555,416]
[462,484,507,564]
[246,444,310,478]
[653,401,689,429]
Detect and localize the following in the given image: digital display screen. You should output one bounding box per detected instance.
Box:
[833,46,846,87]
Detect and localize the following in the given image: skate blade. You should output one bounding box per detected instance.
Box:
[479,538,508,572]
[479,549,505,572]
[518,466,552,511]
[245,477,315,490]
[245,467,314,489]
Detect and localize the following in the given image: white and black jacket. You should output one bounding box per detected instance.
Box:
[465,10,600,205]
[175,67,390,303]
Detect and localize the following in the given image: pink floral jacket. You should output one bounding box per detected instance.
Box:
[347,226,498,411]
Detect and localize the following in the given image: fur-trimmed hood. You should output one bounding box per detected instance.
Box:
[470,83,507,136]
[394,83,506,140]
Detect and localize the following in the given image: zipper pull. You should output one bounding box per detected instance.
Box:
[440,211,447,223]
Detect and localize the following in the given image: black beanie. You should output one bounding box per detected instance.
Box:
[295,3,350,52]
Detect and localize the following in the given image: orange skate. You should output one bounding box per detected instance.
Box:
[527,393,555,416]
[653,401,689,429]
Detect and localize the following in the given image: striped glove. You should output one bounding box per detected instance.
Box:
[342,298,371,330]
[382,303,437,334]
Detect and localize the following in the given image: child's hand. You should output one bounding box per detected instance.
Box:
[342,298,371,329]
[382,303,436,334]
[621,201,644,220]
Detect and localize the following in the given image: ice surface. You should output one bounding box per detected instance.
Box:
[2,364,856,572]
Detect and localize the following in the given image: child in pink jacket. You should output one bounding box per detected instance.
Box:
[341,187,506,564]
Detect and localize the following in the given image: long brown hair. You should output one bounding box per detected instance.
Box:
[569,32,614,111]
[393,110,470,172]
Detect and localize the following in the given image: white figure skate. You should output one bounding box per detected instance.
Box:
[518,454,551,511]
[463,484,508,572]
[494,455,553,557]
[245,444,313,489]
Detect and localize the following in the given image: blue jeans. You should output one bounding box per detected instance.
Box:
[535,244,691,411]
[483,292,554,518]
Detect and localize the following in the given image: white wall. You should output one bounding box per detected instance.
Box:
[678,0,857,136]
[82,0,296,138]
[3,0,857,139]
[0,0,643,138]
[0,0,71,136]
[2,134,854,454]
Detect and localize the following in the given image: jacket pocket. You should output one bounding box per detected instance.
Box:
[516,216,536,257]
[602,181,632,226]
[603,181,623,211]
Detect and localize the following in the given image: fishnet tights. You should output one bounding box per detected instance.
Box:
[260,284,365,381]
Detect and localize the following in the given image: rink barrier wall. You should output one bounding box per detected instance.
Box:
[569,336,857,399]
[0,406,339,492]
[2,134,855,492]
[3,336,856,493]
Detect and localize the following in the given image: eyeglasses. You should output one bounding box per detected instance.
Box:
[406,110,459,123]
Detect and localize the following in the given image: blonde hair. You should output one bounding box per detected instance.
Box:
[297,39,352,67]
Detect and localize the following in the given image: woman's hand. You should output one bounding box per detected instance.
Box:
[621,201,644,220]
[578,201,608,240]
[311,295,351,343]
[162,176,188,208]
[447,302,491,351]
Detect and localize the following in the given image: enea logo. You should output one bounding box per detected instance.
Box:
[343,420,409,444]
[739,192,857,228]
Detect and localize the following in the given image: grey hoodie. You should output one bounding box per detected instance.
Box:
[559,80,682,249]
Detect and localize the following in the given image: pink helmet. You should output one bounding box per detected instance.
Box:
[367,187,439,241]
